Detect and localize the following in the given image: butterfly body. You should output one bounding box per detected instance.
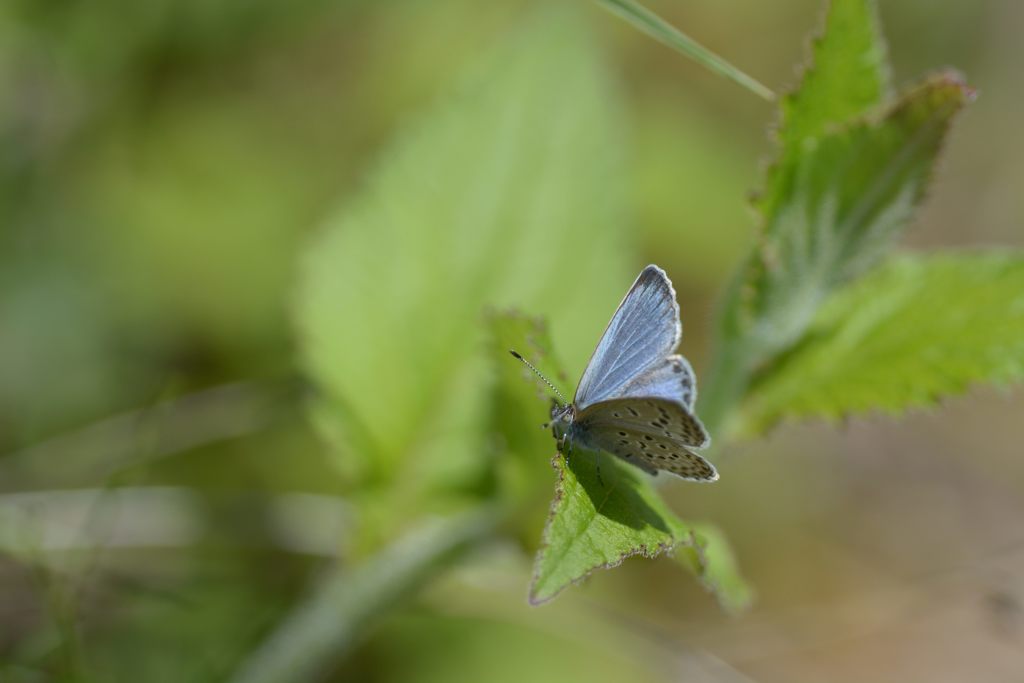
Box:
[524,265,718,482]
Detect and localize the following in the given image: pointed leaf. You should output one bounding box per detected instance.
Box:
[530,449,694,605]
[746,75,972,354]
[485,311,568,502]
[740,252,1024,432]
[294,10,630,500]
[677,523,755,614]
[778,0,889,151]
[704,4,971,433]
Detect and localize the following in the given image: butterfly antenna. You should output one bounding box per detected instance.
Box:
[509,350,567,406]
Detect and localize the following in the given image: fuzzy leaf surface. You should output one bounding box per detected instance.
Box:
[741,75,972,357]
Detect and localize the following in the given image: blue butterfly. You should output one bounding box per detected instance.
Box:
[513,265,716,481]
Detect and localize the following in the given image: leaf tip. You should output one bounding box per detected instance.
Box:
[526,584,556,607]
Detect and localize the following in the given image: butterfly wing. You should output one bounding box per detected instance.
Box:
[616,354,697,410]
[574,265,681,411]
[574,397,715,481]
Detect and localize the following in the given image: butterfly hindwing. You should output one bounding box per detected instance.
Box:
[616,354,697,410]
[576,397,709,447]
[573,397,715,481]
[578,422,717,482]
[574,266,681,411]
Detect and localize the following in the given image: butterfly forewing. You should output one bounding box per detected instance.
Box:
[574,398,715,481]
[574,265,681,411]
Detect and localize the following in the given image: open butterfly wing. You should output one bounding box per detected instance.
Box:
[574,265,682,410]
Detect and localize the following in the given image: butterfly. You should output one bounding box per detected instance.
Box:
[511,265,717,482]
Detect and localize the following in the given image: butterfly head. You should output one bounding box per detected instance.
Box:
[549,401,575,424]
[548,400,575,440]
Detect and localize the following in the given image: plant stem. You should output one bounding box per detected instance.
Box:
[596,0,774,101]
[228,506,502,683]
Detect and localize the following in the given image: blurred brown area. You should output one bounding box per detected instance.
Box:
[1,0,1022,681]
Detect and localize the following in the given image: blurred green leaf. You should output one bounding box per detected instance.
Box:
[677,523,755,614]
[295,8,630,511]
[777,0,889,151]
[485,312,567,506]
[73,98,318,362]
[740,252,1024,432]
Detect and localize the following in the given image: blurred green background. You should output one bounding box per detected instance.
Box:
[2,0,1023,681]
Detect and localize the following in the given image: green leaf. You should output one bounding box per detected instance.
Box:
[529,449,693,605]
[485,312,568,504]
[740,252,1024,433]
[294,9,630,508]
[487,313,752,608]
[703,0,972,434]
[595,0,774,101]
[677,523,755,614]
[704,74,972,432]
[778,0,889,151]
[748,75,972,353]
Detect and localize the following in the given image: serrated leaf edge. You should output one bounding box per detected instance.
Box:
[528,453,690,605]
[776,0,892,140]
[739,249,1020,436]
